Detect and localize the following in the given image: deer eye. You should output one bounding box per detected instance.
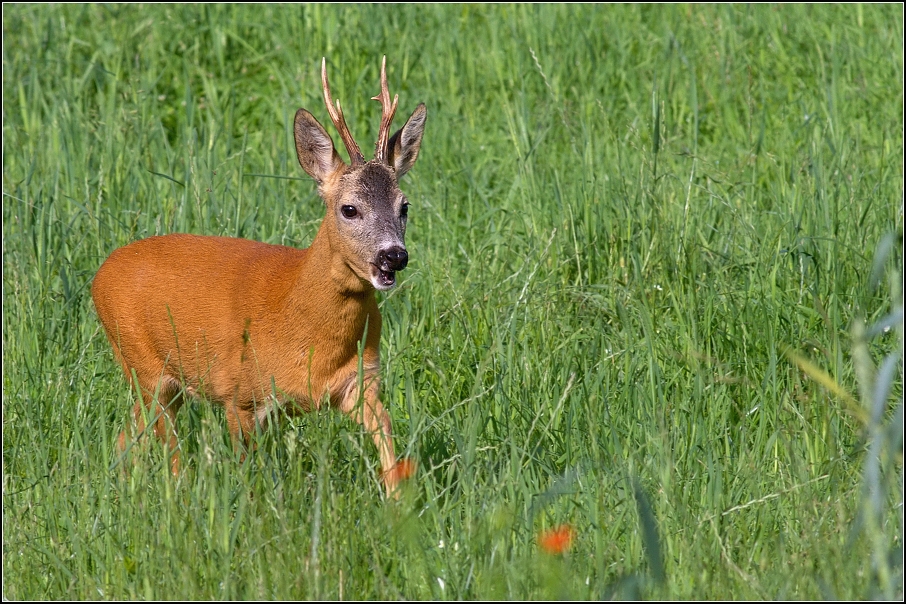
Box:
[341,205,358,219]
[400,203,409,217]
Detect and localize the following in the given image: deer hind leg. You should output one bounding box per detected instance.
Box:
[336,373,404,498]
[117,374,184,476]
[224,400,258,463]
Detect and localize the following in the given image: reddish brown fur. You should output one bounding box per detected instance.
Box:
[92,57,426,497]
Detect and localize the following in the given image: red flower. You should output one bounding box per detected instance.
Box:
[538,524,575,554]
[395,457,417,481]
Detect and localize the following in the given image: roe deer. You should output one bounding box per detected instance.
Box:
[92,56,427,497]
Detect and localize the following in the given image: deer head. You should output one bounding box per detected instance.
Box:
[292,56,427,292]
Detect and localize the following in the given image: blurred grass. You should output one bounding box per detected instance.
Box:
[3,3,903,599]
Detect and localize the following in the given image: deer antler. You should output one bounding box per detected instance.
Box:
[321,57,365,166]
[371,56,399,165]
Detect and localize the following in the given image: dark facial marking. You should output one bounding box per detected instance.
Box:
[355,162,398,210]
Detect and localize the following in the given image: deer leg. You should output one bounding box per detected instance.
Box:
[337,374,404,498]
[225,401,257,463]
[118,375,184,475]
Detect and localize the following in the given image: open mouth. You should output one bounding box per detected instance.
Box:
[371,265,397,290]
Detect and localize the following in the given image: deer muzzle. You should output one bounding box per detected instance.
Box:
[373,246,408,289]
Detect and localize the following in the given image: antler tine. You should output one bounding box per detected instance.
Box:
[371,55,399,164]
[321,57,365,166]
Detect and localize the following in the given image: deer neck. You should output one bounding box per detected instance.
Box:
[311,220,375,296]
[285,222,378,336]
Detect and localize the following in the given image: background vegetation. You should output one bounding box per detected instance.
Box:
[3,4,902,599]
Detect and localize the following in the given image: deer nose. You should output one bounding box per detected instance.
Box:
[379,246,408,271]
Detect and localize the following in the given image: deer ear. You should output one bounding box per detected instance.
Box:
[294,108,345,184]
[387,104,427,179]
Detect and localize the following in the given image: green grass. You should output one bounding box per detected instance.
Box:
[3,4,903,599]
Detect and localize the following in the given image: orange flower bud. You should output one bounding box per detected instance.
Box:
[537,524,575,554]
[396,457,417,481]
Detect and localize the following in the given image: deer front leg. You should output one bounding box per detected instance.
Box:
[336,372,405,498]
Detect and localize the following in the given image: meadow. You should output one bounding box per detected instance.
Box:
[2,4,903,599]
